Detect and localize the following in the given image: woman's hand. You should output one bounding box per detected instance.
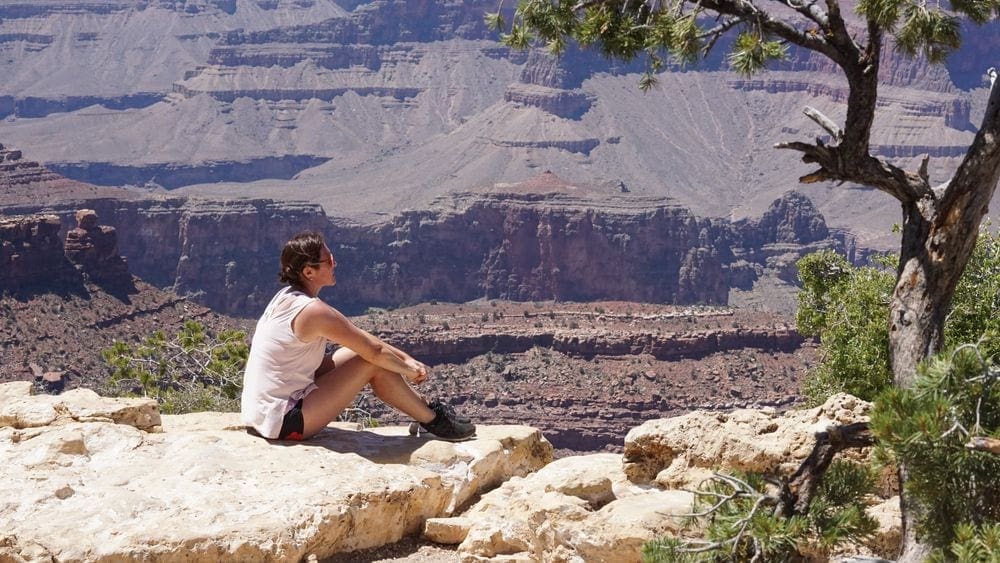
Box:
[404,358,430,384]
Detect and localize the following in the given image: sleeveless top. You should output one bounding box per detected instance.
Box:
[241,286,327,438]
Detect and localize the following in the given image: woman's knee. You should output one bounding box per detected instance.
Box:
[368,367,404,390]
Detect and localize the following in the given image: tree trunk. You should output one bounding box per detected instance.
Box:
[888,81,1000,562]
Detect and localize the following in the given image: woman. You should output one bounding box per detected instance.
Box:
[241,231,474,441]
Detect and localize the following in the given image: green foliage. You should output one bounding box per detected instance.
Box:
[492,0,1000,91]
[796,250,895,402]
[894,5,960,63]
[728,32,788,77]
[947,229,1000,354]
[642,462,876,562]
[101,320,249,414]
[929,523,1000,563]
[796,230,1000,403]
[855,0,999,61]
[871,345,1000,549]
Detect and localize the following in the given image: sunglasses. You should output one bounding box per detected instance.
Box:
[307,256,334,267]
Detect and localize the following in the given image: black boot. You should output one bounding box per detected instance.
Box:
[420,400,475,441]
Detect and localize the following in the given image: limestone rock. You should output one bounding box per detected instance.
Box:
[623,393,871,484]
[865,496,903,560]
[0,385,551,561]
[424,516,473,544]
[445,453,694,562]
[0,384,161,431]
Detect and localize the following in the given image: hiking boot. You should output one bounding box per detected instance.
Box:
[428,399,471,423]
[419,400,475,441]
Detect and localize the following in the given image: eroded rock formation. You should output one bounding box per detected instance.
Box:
[326,175,850,314]
[0,214,72,290]
[63,209,132,289]
[2,166,851,316]
[0,209,133,294]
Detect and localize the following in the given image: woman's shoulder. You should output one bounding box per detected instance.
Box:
[263,286,317,316]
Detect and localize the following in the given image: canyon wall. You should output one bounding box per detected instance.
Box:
[324,184,850,314]
[1,203,817,451]
[3,154,851,317]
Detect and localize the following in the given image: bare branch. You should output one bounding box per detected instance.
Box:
[966,436,1000,455]
[778,421,874,517]
[698,17,744,54]
[803,106,843,140]
[733,495,769,555]
[770,0,828,28]
[935,70,1000,238]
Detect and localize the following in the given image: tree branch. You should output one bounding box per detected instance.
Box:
[966,436,1000,455]
[933,72,1000,251]
[694,0,841,61]
[778,421,874,517]
[803,106,843,140]
[768,0,828,28]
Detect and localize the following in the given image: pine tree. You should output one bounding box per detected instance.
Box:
[491,1,1000,557]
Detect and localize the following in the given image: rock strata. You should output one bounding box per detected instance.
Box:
[326,176,849,314]
[0,382,553,562]
[0,214,72,290]
[4,162,853,316]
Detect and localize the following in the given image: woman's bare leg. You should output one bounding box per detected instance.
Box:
[300,347,435,437]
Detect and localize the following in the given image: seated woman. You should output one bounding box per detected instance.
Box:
[241,231,474,441]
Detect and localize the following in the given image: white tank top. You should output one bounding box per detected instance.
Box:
[241,287,327,438]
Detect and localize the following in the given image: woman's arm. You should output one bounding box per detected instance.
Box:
[294,301,427,383]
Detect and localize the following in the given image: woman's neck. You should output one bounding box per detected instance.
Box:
[291,283,319,298]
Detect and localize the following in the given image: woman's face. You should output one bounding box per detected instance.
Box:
[305,245,337,287]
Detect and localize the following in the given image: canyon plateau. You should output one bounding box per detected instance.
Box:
[0,0,996,251]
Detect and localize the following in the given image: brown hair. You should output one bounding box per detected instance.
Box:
[279,231,326,286]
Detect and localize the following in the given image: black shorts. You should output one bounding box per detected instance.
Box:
[278,399,305,440]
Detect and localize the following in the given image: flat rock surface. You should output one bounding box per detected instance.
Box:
[0,383,552,562]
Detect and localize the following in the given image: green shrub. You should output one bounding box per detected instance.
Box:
[101,320,248,414]
[796,229,999,403]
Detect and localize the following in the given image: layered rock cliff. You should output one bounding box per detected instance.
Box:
[2,0,994,247]
[0,210,246,386]
[324,173,850,314]
[3,155,851,317]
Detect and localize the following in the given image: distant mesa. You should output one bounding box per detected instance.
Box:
[504,83,594,120]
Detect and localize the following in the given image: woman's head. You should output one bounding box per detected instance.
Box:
[279,231,329,286]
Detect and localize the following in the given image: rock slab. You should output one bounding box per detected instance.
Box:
[0,383,552,562]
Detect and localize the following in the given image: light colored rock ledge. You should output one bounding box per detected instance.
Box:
[0,382,552,562]
[1,383,901,563]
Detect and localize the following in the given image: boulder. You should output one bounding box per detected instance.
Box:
[623,393,871,485]
[434,453,695,562]
[0,383,552,562]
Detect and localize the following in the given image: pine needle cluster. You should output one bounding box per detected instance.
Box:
[871,344,1000,552]
[101,320,249,414]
